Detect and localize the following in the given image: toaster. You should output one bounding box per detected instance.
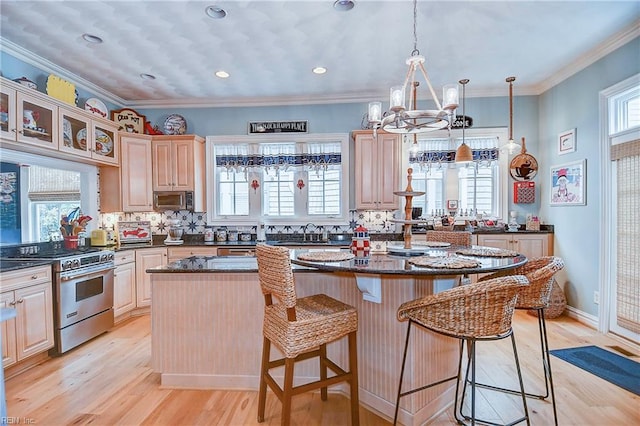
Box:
[90,229,108,246]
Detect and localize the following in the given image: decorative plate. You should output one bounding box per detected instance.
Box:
[297,251,355,262]
[76,128,87,150]
[85,98,108,118]
[408,255,480,269]
[95,129,113,155]
[62,118,73,147]
[163,114,187,135]
[411,241,452,248]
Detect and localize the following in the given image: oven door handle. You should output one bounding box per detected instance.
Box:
[59,266,116,281]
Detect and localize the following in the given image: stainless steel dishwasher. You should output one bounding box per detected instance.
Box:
[217,247,256,256]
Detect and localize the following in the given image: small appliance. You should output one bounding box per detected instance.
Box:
[90,229,108,246]
[153,191,194,212]
[165,219,184,245]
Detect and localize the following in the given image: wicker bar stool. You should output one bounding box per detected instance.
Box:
[255,244,360,426]
[476,256,565,425]
[426,230,472,246]
[393,274,531,426]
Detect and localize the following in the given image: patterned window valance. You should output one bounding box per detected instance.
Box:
[409,136,500,165]
[215,142,342,174]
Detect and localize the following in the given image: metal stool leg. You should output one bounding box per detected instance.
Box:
[538,310,558,426]
[393,321,412,425]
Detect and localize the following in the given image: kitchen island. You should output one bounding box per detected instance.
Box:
[147,248,526,425]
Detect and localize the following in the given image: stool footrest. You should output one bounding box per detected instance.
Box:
[399,374,458,399]
[470,381,549,400]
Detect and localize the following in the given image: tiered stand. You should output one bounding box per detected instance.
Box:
[389,168,428,255]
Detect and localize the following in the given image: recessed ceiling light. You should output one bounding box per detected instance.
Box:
[333,1,355,12]
[205,5,227,19]
[215,70,230,78]
[82,33,103,44]
[140,73,156,80]
[312,67,327,75]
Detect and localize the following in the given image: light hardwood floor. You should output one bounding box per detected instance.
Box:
[5,311,639,425]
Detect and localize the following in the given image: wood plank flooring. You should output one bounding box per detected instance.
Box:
[5,311,639,425]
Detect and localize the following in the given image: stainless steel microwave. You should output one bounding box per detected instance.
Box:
[153,191,194,211]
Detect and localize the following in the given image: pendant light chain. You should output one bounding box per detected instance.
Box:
[507,76,515,141]
[412,0,419,56]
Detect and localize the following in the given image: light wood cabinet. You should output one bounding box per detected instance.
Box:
[113,251,136,318]
[100,134,153,212]
[152,135,205,191]
[167,246,217,263]
[476,233,554,259]
[1,266,54,368]
[1,77,120,166]
[353,130,400,210]
[135,247,167,307]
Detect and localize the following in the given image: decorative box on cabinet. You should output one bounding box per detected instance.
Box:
[151,134,206,211]
[135,248,167,308]
[113,251,136,320]
[353,130,401,210]
[100,133,153,212]
[0,265,54,368]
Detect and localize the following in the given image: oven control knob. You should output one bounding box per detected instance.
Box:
[107,253,114,261]
[63,260,73,270]
[72,259,80,269]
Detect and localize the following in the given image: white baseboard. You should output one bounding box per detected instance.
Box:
[564,306,598,329]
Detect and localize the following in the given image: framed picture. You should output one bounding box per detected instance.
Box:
[446,199,459,210]
[550,159,586,206]
[111,108,146,134]
[558,128,576,155]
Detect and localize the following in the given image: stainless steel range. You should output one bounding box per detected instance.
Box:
[8,247,115,354]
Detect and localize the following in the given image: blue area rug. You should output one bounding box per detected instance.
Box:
[550,345,640,396]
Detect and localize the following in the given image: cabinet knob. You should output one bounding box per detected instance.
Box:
[31,275,38,279]
[17,299,24,304]
[9,301,16,306]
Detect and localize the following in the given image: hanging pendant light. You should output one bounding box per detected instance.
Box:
[501,76,522,155]
[455,79,473,163]
[367,0,458,135]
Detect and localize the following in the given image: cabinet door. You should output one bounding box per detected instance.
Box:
[514,234,549,259]
[114,261,136,317]
[0,292,17,367]
[167,246,217,263]
[172,139,195,190]
[377,132,401,209]
[135,248,167,307]
[58,108,91,158]
[121,135,153,211]
[355,133,378,209]
[476,234,511,250]
[92,121,119,165]
[152,140,174,190]
[0,84,17,140]
[14,282,54,361]
[16,91,58,150]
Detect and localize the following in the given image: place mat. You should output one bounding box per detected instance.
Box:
[412,241,451,248]
[456,247,518,257]
[408,255,480,269]
[297,251,355,262]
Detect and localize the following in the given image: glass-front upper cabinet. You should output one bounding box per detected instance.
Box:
[0,84,17,140]
[91,121,118,165]
[16,91,59,150]
[58,109,91,158]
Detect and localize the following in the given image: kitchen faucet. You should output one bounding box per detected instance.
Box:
[303,223,316,242]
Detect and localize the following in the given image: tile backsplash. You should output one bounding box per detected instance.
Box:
[98,210,398,236]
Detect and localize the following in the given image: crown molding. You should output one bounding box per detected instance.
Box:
[0,37,127,107]
[533,20,640,95]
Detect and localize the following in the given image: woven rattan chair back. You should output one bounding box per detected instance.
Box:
[479,256,565,309]
[426,230,472,247]
[256,244,297,309]
[397,274,529,339]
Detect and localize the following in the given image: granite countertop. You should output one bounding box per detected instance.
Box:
[147,246,527,276]
[0,259,53,273]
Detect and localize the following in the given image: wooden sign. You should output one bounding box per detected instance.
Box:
[248,120,308,134]
[111,108,146,134]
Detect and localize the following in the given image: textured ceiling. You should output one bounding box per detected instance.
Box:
[1,1,639,108]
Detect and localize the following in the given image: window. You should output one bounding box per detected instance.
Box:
[406,128,508,218]
[208,134,349,225]
[609,85,640,134]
